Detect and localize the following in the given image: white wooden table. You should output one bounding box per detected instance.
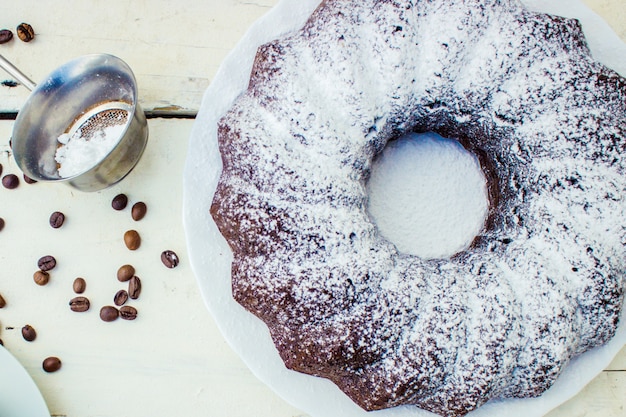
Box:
[0,1,624,417]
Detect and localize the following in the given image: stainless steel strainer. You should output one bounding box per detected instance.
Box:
[0,53,148,191]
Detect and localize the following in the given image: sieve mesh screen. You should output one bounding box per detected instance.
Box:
[75,108,130,141]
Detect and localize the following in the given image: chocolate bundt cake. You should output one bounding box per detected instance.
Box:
[210,0,626,415]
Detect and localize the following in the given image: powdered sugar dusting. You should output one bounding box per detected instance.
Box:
[55,122,126,178]
[210,0,626,416]
[367,132,489,259]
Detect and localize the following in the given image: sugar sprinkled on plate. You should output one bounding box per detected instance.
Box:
[367,132,489,259]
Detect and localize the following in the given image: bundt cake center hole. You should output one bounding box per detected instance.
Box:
[366,132,489,259]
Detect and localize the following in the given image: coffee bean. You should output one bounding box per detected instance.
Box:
[131,202,147,221]
[0,338,3,346]
[161,250,180,268]
[117,264,135,282]
[119,306,138,320]
[124,230,141,250]
[49,211,65,228]
[114,289,128,306]
[0,217,4,232]
[23,174,37,184]
[42,357,62,373]
[73,277,86,294]
[0,29,12,44]
[128,276,141,300]
[69,296,90,312]
[100,306,119,322]
[0,293,6,308]
[2,174,19,189]
[22,324,37,342]
[16,23,34,42]
[37,255,56,271]
[111,193,128,210]
[33,270,50,286]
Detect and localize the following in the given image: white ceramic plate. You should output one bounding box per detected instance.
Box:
[0,346,50,417]
[183,1,626,416]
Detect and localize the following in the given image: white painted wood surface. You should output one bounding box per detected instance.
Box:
[0,0,279,115]
[0,1,625,417]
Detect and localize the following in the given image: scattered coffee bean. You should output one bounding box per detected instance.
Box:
[128,276,141,300]
[0,29,12,44]
[161,250,180,269]
[0,293,6,308]
[49,211,65,228]
[33,270,50,286]
[42,356,62,373]
[119,306,138,320]
[69,296,90,312]
[117,264,135,282]
[21,324,36,342]
[73,277,86,294]
[16,23,34,42]
[131,202,147,221]
[2,174,19,189]
[23,174,37,184]
[111,193,128,211]
[0,163,2,176]
[0,217,4,232]
[37,255,56,271]
[113,289,128,306]
[124,230,141,250]
[100,306,119,322]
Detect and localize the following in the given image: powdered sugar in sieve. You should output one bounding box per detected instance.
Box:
[55,101,132,178]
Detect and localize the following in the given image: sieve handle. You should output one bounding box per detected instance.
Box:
[0,54,36,91]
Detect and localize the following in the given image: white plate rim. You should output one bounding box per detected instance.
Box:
[0,346,50,417]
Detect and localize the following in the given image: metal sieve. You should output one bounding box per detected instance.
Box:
[0,53,148,191]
